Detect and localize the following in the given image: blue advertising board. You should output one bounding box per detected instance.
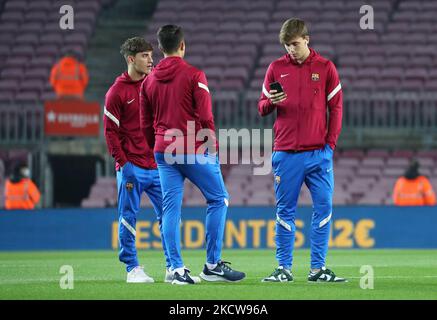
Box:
[0,206,436,250]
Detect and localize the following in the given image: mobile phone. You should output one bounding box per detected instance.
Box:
[269,81,284,94]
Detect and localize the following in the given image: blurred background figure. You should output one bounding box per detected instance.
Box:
[50,50,89,99]
[4,163,41,210]
[393,160,436,206]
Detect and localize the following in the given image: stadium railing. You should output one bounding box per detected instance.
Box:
[1,91,437,148]
[212,91,437,131]
[0,104,44,145]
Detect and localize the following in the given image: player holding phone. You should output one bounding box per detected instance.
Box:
[258,18,346,283]
[268,81,287,104]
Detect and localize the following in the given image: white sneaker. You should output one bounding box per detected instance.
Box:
[165,268,201,284]
[126,266,154,283]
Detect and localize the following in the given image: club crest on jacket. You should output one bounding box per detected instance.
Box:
[126,182,134,192]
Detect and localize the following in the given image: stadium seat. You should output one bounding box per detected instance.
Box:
[1,0,437,207]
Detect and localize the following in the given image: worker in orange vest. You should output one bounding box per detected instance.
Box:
[4,163,41,210]
[393,160,436,206]
[50,50,89,99]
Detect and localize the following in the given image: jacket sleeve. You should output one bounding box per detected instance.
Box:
[139,80,156,150]
[423,177,437,205]
[392,178,402,206]
[325,61,343,150]
[103,89,128,167]
[193,71,217,150]
[28,181,41,206]
[193,71,215,132]
[258,63,276,117]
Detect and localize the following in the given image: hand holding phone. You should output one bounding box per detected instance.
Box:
[269,82,287,104]
[269,82,283,93]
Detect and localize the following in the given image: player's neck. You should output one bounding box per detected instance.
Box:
[296,48,311,64]
[164,53,183,59]
[127,68,146,81]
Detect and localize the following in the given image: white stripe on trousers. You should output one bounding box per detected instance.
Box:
[121,217,136,236]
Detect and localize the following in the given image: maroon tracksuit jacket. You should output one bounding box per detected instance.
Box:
[258,48,343,151]
[104,72,157,170]
[140,56,216,154]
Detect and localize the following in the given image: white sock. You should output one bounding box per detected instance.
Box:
[174,267,185,275]
[206,263,217,270]
[311,268,322,274]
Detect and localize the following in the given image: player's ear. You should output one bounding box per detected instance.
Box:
[304,36,310,45]
[180,40,185,52]
[127,55,135,64]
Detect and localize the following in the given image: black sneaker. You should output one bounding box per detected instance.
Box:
[308,267,348,283]
[262,266,294,282]
[171,268,196,285]
[199,260,246,282]
[165,268,201,284]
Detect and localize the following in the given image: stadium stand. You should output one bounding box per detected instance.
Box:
[144,0,437,95]
[1,0,437,208]
[80,149,437,207]
[0,0,107,103]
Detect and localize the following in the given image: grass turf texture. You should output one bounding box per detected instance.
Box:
[1,249,436,300]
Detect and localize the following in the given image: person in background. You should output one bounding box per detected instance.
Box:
[393,160,436,206]
[50,50,89,99]
[4,163,41,210]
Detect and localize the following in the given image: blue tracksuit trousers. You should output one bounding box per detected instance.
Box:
[272,145,334,269]
[154,153,229,269]
[116,164,171,272]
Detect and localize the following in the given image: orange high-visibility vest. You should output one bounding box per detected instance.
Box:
[49,57,89,98]
[4,178,41,210]
[393,176,436,206]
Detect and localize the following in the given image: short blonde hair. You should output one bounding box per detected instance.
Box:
[279,18,309,44]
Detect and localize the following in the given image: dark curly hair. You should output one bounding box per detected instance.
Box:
[120,37,153,59]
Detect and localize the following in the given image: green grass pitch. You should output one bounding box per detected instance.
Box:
[1,249,436,300]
